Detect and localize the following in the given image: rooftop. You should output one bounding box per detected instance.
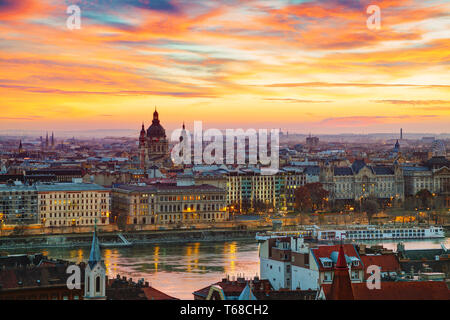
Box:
[321,281,450,300]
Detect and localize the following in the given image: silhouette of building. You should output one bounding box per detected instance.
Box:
[138,108,169,169]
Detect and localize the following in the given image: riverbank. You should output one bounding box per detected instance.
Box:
[0,227,272,251]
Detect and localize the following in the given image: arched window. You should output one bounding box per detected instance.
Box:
[96,276,101,293]
[87,276,90,292]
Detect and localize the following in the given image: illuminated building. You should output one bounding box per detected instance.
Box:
[112,183,228,226]
[0,183,38,225]
[36,183,110,227]
[320,159,404,205]
[227,168,306,212]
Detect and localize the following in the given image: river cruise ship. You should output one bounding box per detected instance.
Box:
[256,225,445,241]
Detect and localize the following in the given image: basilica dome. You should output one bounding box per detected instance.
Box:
[147,109,166,138]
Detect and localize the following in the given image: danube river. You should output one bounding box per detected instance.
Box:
[3,238,450,300]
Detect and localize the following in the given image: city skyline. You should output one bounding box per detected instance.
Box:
[0,0,449,133]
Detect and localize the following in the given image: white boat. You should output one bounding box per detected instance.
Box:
[256,225,445,241]
[316,225,445,241]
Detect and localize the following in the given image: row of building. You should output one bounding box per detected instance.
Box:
[0,153,449,227]
[0,179,230,227]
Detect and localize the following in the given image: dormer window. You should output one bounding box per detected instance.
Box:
[353,261,359,267]
[320,257,333,268]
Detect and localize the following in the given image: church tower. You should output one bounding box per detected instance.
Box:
[84,223,106,300]
[51,132,55,149]
[328,244,354,300]
[45,132,49,150]
[139,123,147,170]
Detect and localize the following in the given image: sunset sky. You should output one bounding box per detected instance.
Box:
[0,0,449,135]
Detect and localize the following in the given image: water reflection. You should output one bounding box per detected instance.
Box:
[3,238,449,300]
[18,240,261,299]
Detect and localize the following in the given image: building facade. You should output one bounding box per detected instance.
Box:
[259,237,364,291]
[320,159,404,206]
[403,156,450,208]
[403,156,450,195]
[0,183,38,225]
[36,183,110,228]
[227,169,283,211]
[112,183,228,226]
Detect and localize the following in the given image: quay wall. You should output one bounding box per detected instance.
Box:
[0,227,271,251]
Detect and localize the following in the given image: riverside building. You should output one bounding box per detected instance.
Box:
[36,183,110,227]
[1,182,110,228]
[227,167,307,212]
[111,183,228,226]
[320,159,405,206]
[0,182,39,225]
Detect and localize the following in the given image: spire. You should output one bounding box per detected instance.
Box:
[335,244,347,268]
[394,139,400,153]
[328,245,354,300]
[238,282,257,300]
[182,121,185,130]
[153,106,158,120]
[88,220,102,269]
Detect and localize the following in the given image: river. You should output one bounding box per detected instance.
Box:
[2,238,449,300]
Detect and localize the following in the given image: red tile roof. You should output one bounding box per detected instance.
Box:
[142,287,178,300]
[360,254,400,280]
[193,279,272,299]
[311,244,363,271]
[322,281,450,300]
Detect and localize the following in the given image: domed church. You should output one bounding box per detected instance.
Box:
[139,108,169,169]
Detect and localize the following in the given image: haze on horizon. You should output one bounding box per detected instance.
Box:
[0,0,449,134]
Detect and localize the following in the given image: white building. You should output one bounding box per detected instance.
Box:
[259,236,364,291]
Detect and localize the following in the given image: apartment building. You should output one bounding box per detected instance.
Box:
[0,182,110,227]
[36,183,110,227]
[0,182,38,225]
[227,168,306,211]
[112,183,228,225]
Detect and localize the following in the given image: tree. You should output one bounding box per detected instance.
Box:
[238,199,251,214]
[306,182,329,210]
[416,189,432,209]
[294,186,312,212]
[361,199,379,224]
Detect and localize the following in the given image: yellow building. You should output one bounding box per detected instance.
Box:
[36,183,110,227]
